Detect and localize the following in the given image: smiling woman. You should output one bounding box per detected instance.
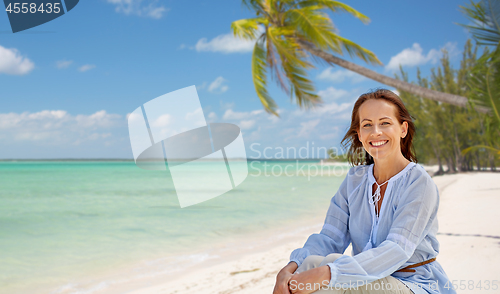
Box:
[273,89,456,294]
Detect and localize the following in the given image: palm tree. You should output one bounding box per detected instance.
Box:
[231,0,486,116]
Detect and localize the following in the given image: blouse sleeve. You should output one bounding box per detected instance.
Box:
[325,170,439,288]
[289,171,351,267]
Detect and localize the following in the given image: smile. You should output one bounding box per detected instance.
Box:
[370,140,388,147]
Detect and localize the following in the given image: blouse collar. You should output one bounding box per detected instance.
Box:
[368,162,416,184]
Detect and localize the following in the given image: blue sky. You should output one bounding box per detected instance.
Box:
[0,0,475,159]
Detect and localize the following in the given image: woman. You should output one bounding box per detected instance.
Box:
[273,89,455,294]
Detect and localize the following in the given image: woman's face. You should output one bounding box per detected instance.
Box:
[356,99,408,162]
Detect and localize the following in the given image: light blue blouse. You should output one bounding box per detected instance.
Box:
[290,162,456,294]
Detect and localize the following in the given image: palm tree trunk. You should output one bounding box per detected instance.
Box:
[489,153,496,171]
[430,137,444,175]
[298,40,491,112]
[448,156,457,173]
[452,116,466,172]
[475,150,481,171]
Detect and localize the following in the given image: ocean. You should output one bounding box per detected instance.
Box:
[0,161,348,294]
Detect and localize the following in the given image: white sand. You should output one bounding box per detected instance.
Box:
[107,171,500,294]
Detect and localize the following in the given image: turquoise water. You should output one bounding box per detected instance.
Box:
[0,161,348,294]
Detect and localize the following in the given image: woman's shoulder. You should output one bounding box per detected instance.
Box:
[329,165,366,199]
[400,163,440,205]
[407,163,436,184]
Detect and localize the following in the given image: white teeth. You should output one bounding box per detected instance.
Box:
[371,140,388,147]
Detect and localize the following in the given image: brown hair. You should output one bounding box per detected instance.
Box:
[341,89,417,166]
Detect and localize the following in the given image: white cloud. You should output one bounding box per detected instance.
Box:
[219,101,235,110]
[207,112,218,121]
[311,102,353,116]
[385,42,458,71]
[223,109,263,120]
[106,0,167,19]
[56,60,73,69]
[150,114,172,128]
[318,87,349,101]
[208,76,229,93]
[317,68,366,84]
[0,45,34,75]
[78,64,96,72]
[0,110,122,145]
[239,120,256,130]
[184,107,206,126]
[223,109,246,120]
[297,119,320,138]
[195,33,255,53]
[196,82,207,91]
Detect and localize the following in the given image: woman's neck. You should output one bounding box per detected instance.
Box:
[372,155,411,184]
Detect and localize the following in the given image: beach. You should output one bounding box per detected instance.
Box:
[123,169,500,294]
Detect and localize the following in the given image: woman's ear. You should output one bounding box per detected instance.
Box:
[401,121,408,138]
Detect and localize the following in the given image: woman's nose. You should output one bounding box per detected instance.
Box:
[371,125,382,135]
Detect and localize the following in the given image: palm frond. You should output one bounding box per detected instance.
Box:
[328,33,381,65]
[252,38,278,116]
[485,48,500,120]
[461,144,500,157]
[280,55,321,108]
[266,36,290,95]
[459,0,500,46]
[231,17,267,40]
[242,0,265,14]
[286,6,338,51]
[267,26,310,68]
[468,47,500,121]
[293,0,370,24]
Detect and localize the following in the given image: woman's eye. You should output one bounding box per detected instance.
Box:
[363,124,371,127]
[382,122,390,125]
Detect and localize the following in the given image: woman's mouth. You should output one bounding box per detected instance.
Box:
[370,140,388,147]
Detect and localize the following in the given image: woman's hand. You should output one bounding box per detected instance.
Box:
[289,265,331,294]
[273,262,298,294]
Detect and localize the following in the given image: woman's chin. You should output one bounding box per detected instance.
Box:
[367,150,386,159]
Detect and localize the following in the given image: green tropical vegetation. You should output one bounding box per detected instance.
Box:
[231,0,479,116]
[459,0,500,164]
[396,0,500,173]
